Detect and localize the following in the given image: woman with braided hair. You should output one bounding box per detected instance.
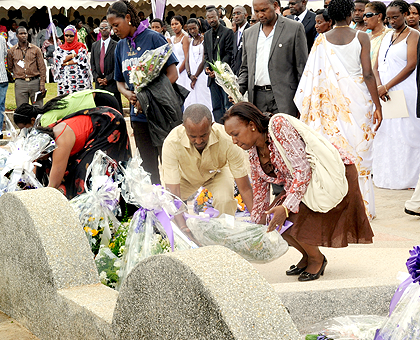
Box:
[107,0,179,185]
[295,0,382,220]
[372,0,420,189]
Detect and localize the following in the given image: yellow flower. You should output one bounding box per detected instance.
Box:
[88,217,95,222]
[109,242,115,249]
[91,229,99,237]
[84,226,91,233]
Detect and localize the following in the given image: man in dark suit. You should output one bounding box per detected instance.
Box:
[203,6,234,123]
[238,0,307,117]
[91,20,122,113]
[232,5,250,76]
[288,0,317,52]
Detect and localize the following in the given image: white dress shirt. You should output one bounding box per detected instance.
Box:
[236,22,247,46]
[101,36,111,53]
[294,9,308,23]
[255,21,277,86]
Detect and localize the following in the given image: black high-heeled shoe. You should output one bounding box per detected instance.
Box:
[298,256,327,282]
[286,264,307,276]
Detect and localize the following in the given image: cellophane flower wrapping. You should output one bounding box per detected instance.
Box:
[116,150,196,290]
[69,150,123,252]
[305,315,386,340]
[374,283,420,340]
[185,214,288,263]
[129,43,173,93]
[374,245,420,340]
[208,59,245,103]
[0,128,56,195]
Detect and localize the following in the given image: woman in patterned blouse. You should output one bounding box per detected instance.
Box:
[223,102,373,282]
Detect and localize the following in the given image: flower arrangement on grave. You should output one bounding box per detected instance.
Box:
[305,246,420,340]
[207,48,245,104]
[373,245,420,340]
[193,188,213,213]
[193,184,250,215]
[69,151,122,254]
[129,43,173,93]
[0,127,56,196]
[182,213,289,264]
[114,150,197,290]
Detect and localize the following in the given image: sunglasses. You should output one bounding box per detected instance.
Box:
[65,34,75,37]
[363,12,379,18]
[250,19,258,23]
[99,27,110,30]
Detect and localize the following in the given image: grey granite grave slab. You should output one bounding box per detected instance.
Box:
[113,246,301,340]
[0,188,298,340]
[0,188,116,340]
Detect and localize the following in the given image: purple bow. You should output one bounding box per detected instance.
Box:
[127,20,150,49]
[184,207,220,222]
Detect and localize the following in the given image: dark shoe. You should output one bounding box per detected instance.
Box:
[404,208,420,216]
[286,264,307,276]
[298,256,328,282]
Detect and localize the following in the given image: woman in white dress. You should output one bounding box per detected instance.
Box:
[294,0,382,220]
[184,19,213,113]
[170,16,190,90]
[373,0,420,189]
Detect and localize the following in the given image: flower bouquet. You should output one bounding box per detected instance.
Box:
[305,315,386,340]
[0,127,56,196]
[185,213,288,263]
[116,150,197,289]
[208,52,245,103]
[70,150,123,253]
[193,188,213,214]
[373,245,420,340]
[129,43,173,93]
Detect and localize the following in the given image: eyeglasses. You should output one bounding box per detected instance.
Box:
[65,34,75,37]
[99,27,110,30]
[363,12,379,18]
[250,19,258,23]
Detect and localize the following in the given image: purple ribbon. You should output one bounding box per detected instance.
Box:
[127,20,150,49]
[133,208,147,233]
[184,207,220,222]
[276,220,294,234]
[155,209,174,251]
[387,245,420,315]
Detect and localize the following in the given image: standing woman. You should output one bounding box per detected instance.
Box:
[294,0,382,220]
[223,103,373,281]
[184,18,212,113]
[75,19,88,46]
[364,1,392,68]
[53,25,92,95]
[407,3,420,31]
[373,0,420,189]
[314,9,334,35]
[170,16,190,91]
[107,0,178,185]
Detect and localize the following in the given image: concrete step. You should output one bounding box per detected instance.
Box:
[252,186,420,333]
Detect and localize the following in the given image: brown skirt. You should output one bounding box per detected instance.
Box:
[283,164,373,248]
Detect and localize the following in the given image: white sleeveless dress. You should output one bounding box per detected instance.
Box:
[373,31,420,189]
[297,31,376,219]
[170,35,190,90]
[183,40,213,113]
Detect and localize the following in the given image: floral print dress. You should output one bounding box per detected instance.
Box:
[295,33,376,220]
[53,46,92,95]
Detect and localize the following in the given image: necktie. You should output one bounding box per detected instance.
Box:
[100,42,105,74]
[237,30,242,46]
[295,17,300,21]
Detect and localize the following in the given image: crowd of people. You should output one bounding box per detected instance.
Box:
[1,0,420,281]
